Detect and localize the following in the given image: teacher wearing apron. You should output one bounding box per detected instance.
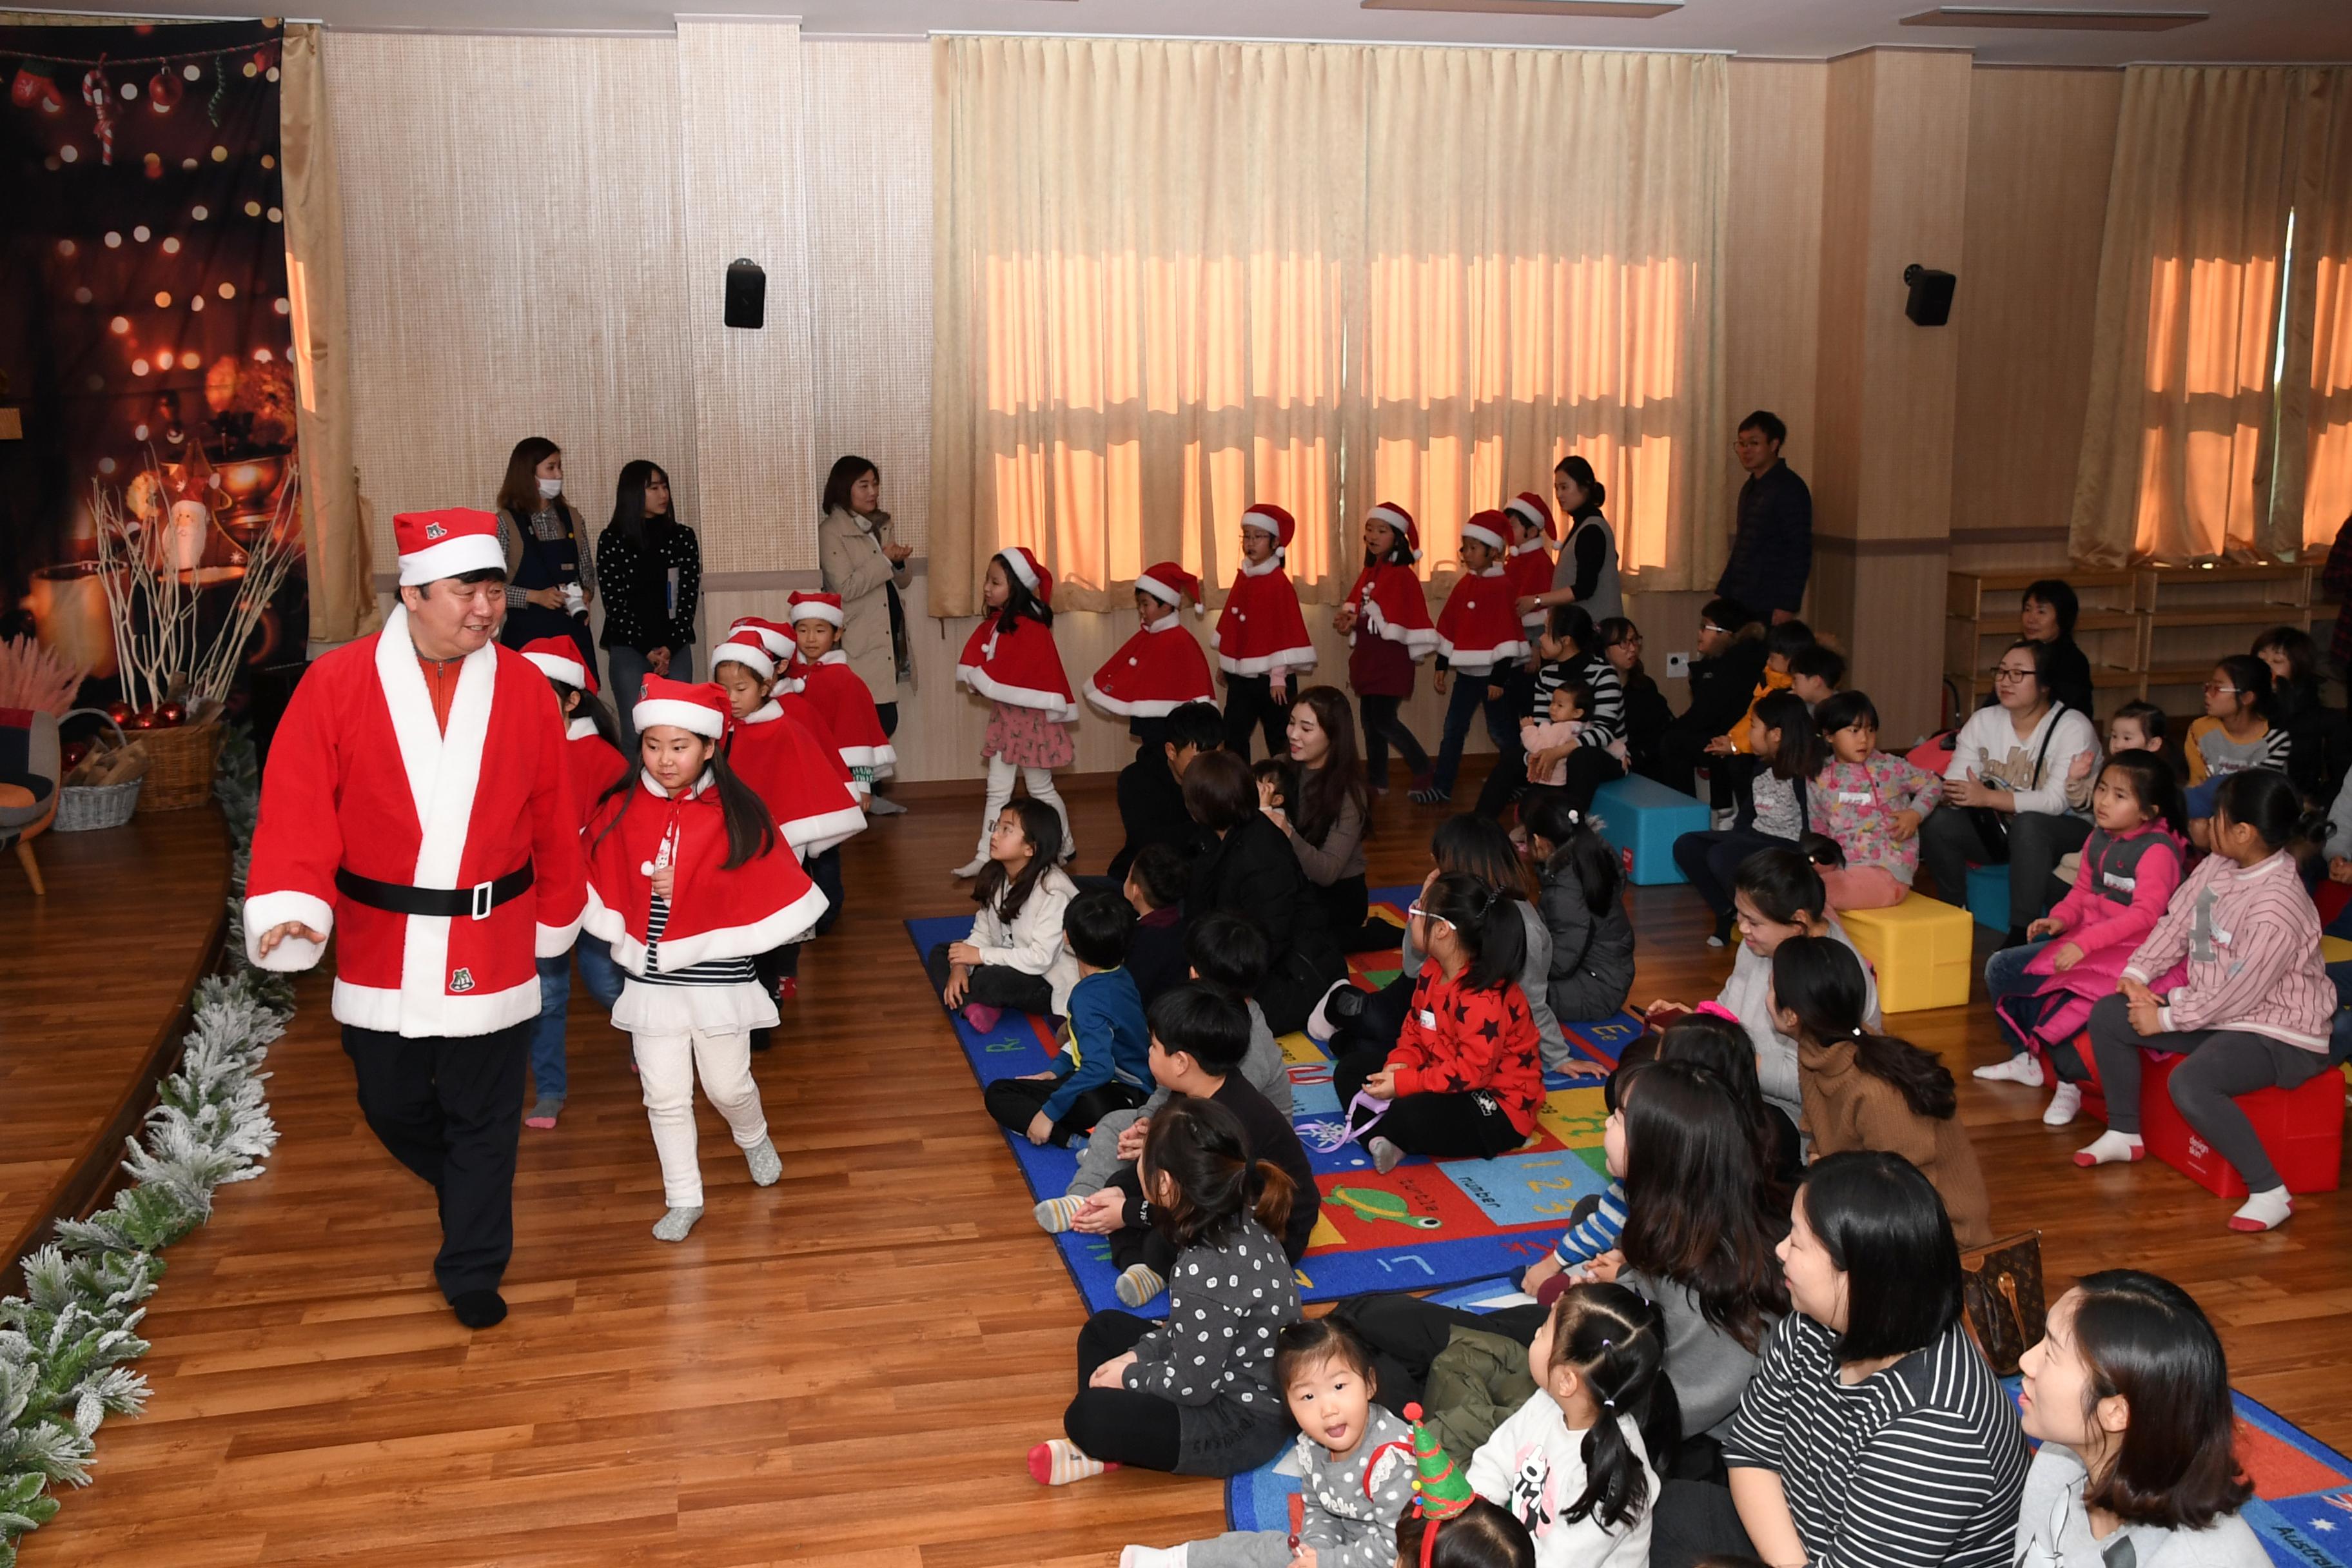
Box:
[495,436,595,669]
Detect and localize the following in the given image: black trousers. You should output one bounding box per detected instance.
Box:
[1309,873,1380,953]
[983,1074,1151,1148]
[341,1020,531,1300]
[1359,693,1432,787]
[1918,807,2090,929]
[1102,1165,1180,1275]
[1672,828,1785,919]
[1647,1478,1755,1568]
[1221,672,1288,761]
[772,846,847,982]
[925,941,1057,1015]
[1066,1310,1185,1471]
[1333,1292,1544,1415]
[1329,1039,1525,1158]
[875,701,899,738]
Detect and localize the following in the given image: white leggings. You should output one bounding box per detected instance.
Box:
[977,754,1073,859]
[632,1026,769,1208]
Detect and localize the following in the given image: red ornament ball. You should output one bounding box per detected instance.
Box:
[156,701,187,727]
[104,700,134,725]
[62,740,92,770]
[127,707,159,730]
[147,67,183,114]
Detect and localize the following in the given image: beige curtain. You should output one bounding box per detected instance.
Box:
[2070,67,2298,565]
[2277,68,2352,550]
[279,23,379,643]
[1349,46,1726,588]
[930,37,1362,616]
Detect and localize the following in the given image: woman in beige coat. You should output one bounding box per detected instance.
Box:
[818,456,912,810]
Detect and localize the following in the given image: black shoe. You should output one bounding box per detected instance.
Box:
[1326,986,1368,1027]
[451,1289,507,1329]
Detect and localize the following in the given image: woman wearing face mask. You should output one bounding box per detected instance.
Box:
[496,436,596,667]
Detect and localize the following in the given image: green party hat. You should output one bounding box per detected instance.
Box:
[1401,1402,1474,1521]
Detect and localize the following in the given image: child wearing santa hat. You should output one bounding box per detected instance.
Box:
[780,591,899,800]
[954,547,1078,879]
[1086,562,1216,732]
[1333,502,1437,795]
[1213,504,1317,761]
[582,676,827,1242]
[1504,491,1558,642]
[1415,511,1532,805]
[516,636,632,1129]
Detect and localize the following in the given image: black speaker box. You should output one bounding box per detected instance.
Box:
[1904,265,1956,327]
[725,259,766,330]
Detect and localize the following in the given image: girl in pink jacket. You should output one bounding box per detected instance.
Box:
[2059,769,2337,1233]
[1980,753,2187,1127]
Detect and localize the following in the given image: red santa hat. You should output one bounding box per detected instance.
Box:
[728,616,795,660]
[633,674,731,740]
[1367,502,1420,561]
[1241,504,1297,556]
[997,545,1055,607]
[394,507,504,587]
[1460,509,1511,553]
[1135,561,1206,618]
[1505,491,1557,542]
[788,590,845,629]
[518,635,595,694]
[710,631,777,681]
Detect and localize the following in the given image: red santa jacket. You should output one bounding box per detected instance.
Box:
[1212,560,1317,677]
[1344,563,1438,657]
[1084,615,1216,718]
[564,718,630,832]
[1434,567,1530,674]
[725,701,868,857]
[243,605,587,1038]
[785,652,899,776]
[957,612,1080,721]
[580,771,827,976]
[1387,960,1545,1135]
[1506,542,1554,634]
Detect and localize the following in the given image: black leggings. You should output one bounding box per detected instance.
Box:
[925,942,1055,1015]
[1222,673,1288,761]
[1671,828,1786,919]
[1065,1311,1184,1471]
[1329,1040,1526,1158]
[1359,693,1431,787]
[983,1075,1151,1148]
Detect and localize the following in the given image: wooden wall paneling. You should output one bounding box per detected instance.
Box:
[1948,67,2124,557]
[1723,61,1828,480]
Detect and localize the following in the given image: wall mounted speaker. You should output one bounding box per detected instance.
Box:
[1903,264,1956,327]
[724,259,766,330]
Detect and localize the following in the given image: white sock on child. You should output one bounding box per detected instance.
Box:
[1974,1054,2044,1086]
[2041,1081,2082,1126]
[2227,1185,2294,1232]
[1028,1438,1115,1486]
[1120,1547,1188,1568]
[2072,1130,2144,1167]
[1034,1195,1085,1233]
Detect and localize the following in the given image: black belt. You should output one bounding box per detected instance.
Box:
[336,863,534,921]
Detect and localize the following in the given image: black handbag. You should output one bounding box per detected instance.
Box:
[1969,703,2070,857]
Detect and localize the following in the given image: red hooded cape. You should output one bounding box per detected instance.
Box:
[957,613,1080,721]
[1085,616,1216,717]
[582,771,828,975]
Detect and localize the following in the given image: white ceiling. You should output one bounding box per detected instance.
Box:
[54,0,2352,64]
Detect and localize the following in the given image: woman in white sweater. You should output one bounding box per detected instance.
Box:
[925,797,1081,1026]
[1919,636,2101,946]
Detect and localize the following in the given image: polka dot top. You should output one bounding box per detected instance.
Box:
[1121,1218,1300,1409]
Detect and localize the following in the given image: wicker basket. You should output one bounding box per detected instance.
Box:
[137,719,224,813]
[54,709,143,832]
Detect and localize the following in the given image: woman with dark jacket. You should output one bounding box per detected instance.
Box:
[1182,749,1345,1034]
[2254,625,2342,800]
[2021,578,2095,719]
[495,436,595,668]
[596,459,702,750]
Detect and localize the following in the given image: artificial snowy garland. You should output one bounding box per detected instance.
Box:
[0,727,288,1567]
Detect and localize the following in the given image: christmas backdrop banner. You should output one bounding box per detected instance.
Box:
[1,18,306,720]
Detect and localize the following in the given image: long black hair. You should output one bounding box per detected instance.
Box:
[1771,936,1956,1118]
[591,741,776,871]
[1801,1151,1963,1361]
[1554,453,1607,518]
[2211,767,2326,854]
[1431,810,1538,902]
[1657,1012,1795,1186]
[1416,870,1529,992]
[1614,1061,1790,1353]
[821,454,879,517]
[1291,685,1371,850]
[1522,792,1619,922]
[607,458,675,547]
[2210,652,2273,722]
[2099,751,2189,841]
[1138,1094,1295,1252]
[496,435,569,525]
[1732,847,1830,926]
[544,674,621,749]
[1543,1283,1676,1532]
[2066,1270,2253,1530]
[973,796,1064,923]
[990,551,1054,634]
[1752,689,1822,781]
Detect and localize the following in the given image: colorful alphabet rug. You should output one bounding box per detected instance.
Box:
[906,885,1647,1316]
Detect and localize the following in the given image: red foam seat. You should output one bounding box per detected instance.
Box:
[2068,1033,2345,1199]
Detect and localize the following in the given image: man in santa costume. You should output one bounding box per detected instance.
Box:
[244,506,587,1330]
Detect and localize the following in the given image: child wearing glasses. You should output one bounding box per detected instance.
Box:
[2182,655,2290,848]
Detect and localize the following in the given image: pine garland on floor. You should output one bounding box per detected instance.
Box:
[0,727,289,1567]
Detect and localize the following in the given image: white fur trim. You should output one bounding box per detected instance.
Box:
[711,640,776,679]
[396,533,505,587]
[1460,521,1507,552]
[1135,572,1187,607]
[331,974,539,1037]
[790,600,846,628]
[834,742,898,774]
[521,650,587,689]
[781,799,868,857]
[566,716,602,741]
[1083,677,1214,719]
[1000,550,1041,593]
[584,879,830,975]
[242,888,334,971]
[1240,509,1284,536]
[956,663,1082,722]
[1361,602,1439,657]
[634,696,726,738]
[1215,644,1318,677]
[1434,634,1530,674]
[1505,496,1549,533]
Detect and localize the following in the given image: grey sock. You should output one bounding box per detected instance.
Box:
[525,1093,564,1124]
[744,1135,782,1187]
[652,1206,703,1242]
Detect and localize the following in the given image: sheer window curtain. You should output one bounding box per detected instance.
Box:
[929,37,1727,612]
[2277,68,2352,550]
[928,37,1361,616]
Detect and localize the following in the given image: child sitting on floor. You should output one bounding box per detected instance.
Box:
[1034,1093,1302,1487]
[984,890,1152,1148]
[1118,1318,1416,1567]
[926,797,1081,1032]
[2184,654,2291,848]
[1063,983,1320,1308]
[1043,913,1297,1220]
[1331,871,1545,1173]
[1123,843,1192,1004]
[1807,690,1942,912]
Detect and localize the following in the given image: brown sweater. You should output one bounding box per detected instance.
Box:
[1798,1038,1993,1249]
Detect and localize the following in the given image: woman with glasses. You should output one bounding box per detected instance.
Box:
[1919,638,2101,948]
[1599,617,1672,779]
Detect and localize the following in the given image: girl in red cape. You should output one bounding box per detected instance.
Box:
[954,545,1078,877]
[1333,502,1437,795]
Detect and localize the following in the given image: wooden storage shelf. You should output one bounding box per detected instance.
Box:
[1946,563,2316,720]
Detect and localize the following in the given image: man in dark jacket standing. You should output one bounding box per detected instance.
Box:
[1715,411,1812,625]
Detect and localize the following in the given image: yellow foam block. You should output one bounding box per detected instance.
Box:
[1838,892,1976,1014]
[2322,936,2352,964]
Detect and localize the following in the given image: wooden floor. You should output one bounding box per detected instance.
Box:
[1,809,230,1282]
[25,766,2352,1567]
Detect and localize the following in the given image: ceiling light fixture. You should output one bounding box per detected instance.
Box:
[1899,6,2206,30]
